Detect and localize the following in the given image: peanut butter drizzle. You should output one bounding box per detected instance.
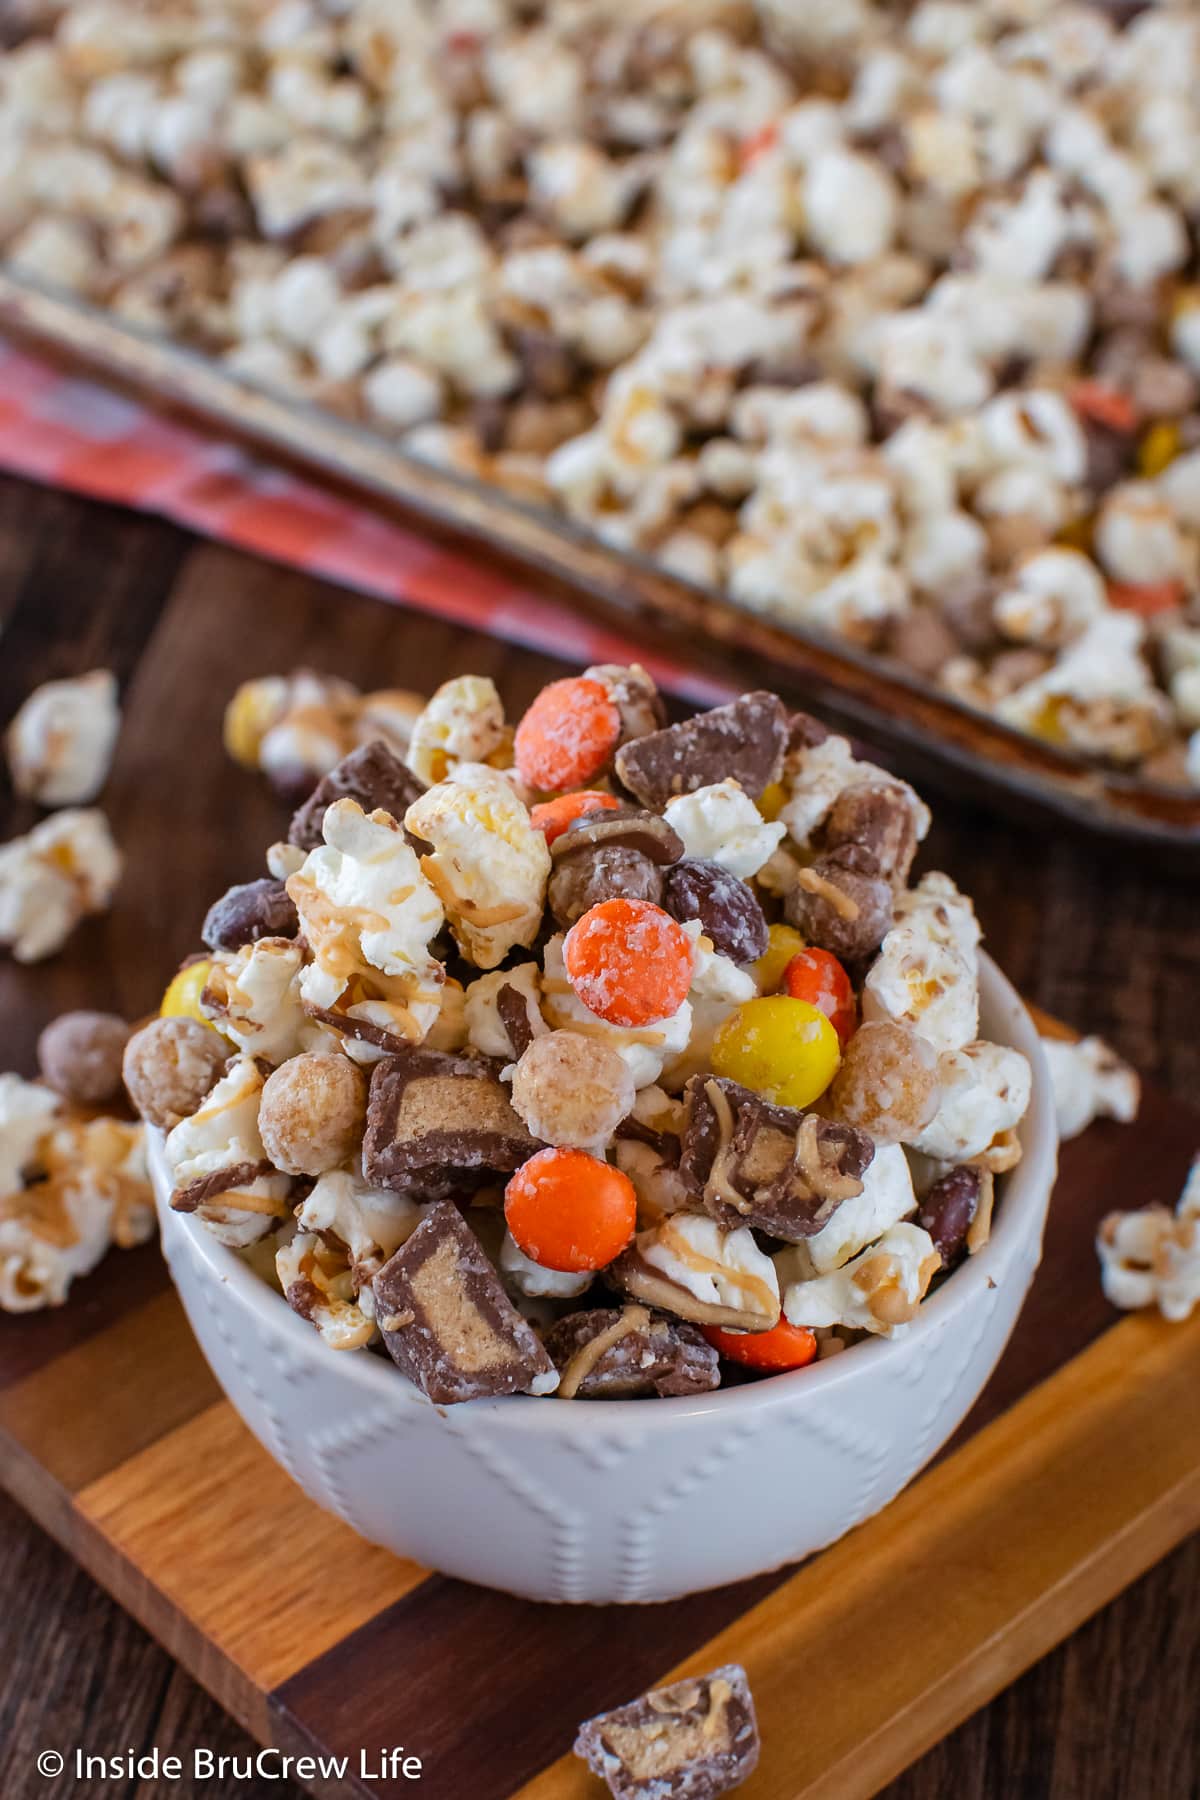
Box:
[701,1081,751,1214]
[543,981,668,1045]
[557,1304,652,1400]
[214,1187,290,1217]
[656,1217,777,1316]
[797,866,860,920]
[286,879,395,984]
[419,857,526,926]
[793,1112,862,1203]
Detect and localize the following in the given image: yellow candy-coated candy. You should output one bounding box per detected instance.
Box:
[757,780,788,822]
[223,678,280,769]
[1138,421,1181,479]
[160,960,216,1025]
[754,923,807,995]
[712,995,841,1108]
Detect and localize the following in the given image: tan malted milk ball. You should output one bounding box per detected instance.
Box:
[510,1030,635,1150]
[38,1010,131,1106]
[122,1016,228,1131]
[258,1053,367,1176]
[826,1021,940,1144]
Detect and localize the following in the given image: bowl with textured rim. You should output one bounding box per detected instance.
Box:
[151,954,1057,1604]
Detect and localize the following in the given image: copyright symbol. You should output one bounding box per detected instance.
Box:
[37,1751,64,1778]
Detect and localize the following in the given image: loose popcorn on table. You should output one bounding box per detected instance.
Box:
[5,669,120,806]
[1097,1160,1200,1324]
[1043,1034,1141,1142]
[125,676,1037,1399]
[0,808,122,962]
[8,5,1200,783]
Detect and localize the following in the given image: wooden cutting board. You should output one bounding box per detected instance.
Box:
[1,1082,1198,1800]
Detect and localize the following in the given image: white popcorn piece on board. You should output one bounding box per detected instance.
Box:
[287,799,445,1042]
[1097,1161,1200,1324]
[1042,1035,1140,1142]
[663,781,785,880]
[5,669,120,806]
[910,1041,1033,1164]
[0,809,122,963]
[165,1055,292,1248]
[405,767,549,970]
[862,872,981,1053]
[783,1222,941,1336]
[405,675,507,786]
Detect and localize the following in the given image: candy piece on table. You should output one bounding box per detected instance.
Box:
[782,1222,941,1336]
[783,853,894,962]
[123,1017,228,1132]
[680,1073,873,1242]
[37,1010,131,1107]
[703,1318,818,1372]
[362,1046,542,1201]
[405,766,550,969]
[542,933,694,1091]
[165,1055,292,1249]
[910,1041,1032,1164]
[710,995,841,1109]
[545,1304,721,1399]
[530,790,621,845]
[614,691,788,811]
[582,662,665,746]
[753,921,807,994]
[277,1229,376,1352]
[0,808,122,963]
[509,1031,635,1153]
[287,799,445,1043]
[514,675,621,792]
[778,1142,917,1281]
[258,1052,367,1176]
[563,897,695,1028]
[825,1021,940,1144]
[160,958,218,1025]
[862,871,981,1053]
[1097,1160,1200,1324]
[404,675,507,787]
[372,1199,559,1402]
[783,946,856,1046]
[289,739,427,852]
[918,1164,991,1267]
[463,963,547,1060]
[201,877,299,951]
[662,780,785,879]
[573,1664,759,1800]
[504,1146,637,1271]
[661,859,768,965]
[1041,1033,1140,1141]
[819,779,922,888]
[612,1212,781,1333]
[499,1229,593,1301]
[5,669,120,806]
[201,938,310,1065]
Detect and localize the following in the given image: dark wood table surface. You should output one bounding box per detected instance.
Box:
[0,473,1196,1800]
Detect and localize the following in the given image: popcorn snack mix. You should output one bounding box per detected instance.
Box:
[125,667,1034,1406]
[6,4,1200,784]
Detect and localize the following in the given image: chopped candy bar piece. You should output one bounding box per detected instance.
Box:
[574,1664,759,1800]
[680,1074,873,1241]
[784,854,895,962]
[820,780,923,887]
[363,1046,542,1200]
[201,878,298,951]
[289,739,426,851]
[544,1305,720,1399]
[373,1199,558,1403]
[615,693,788,811]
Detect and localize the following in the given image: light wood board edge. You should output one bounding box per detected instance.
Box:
[515,1307,1200,1800]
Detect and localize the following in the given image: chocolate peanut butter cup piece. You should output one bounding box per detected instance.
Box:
[202,877,299,951]
[680,1074,874,1241]
[543,1305,720,1400]
[820,780,920,888]
[288,739,426,851]
[373,1200,558,1404]
[574,1664,759,1800]
[614,692,787,810]
[661,859,768,964]
[362,1045,543,1201]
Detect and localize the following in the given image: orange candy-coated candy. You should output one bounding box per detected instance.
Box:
[514,677,621,792]
[703,1320,818,1372]
[529,790,621,845]
[1068,379,1138,435]
[563,897,694,1028]
[784,948,856,1047]
[505,1147,637,1272]
[1106,579,1186,618]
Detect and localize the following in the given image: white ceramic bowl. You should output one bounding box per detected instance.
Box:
[153,956,1056,1604]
